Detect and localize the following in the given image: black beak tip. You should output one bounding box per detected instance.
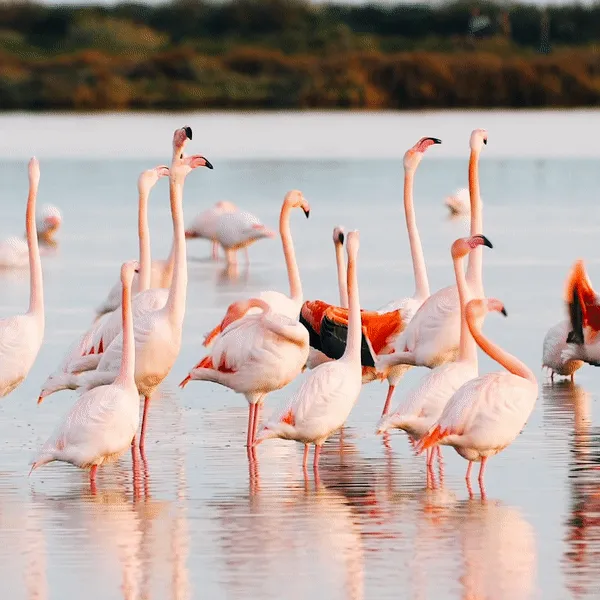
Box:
[338,232,344,244]
[204,158,214,170]
[303,209,310,218]
[429,137,442,144]
[481,235,493,249]
[501,307,507,317]
[184,126,192,140]
[483,138,488,145]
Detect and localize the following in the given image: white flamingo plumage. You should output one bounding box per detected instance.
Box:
[179,296,309,449]
[376,129,488,377]
[542,319,583,381]
[185,200,238,259]
[254,230,363,471]
[39,127,213,452]
[0,158,45,397]
[417,298,538,497]
[30,260,139,487]
[214,209,276,265]
[376,235,494,468]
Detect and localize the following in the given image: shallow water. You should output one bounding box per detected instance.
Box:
[1,111,600,599]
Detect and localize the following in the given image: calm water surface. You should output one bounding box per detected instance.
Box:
[1,111,600,600]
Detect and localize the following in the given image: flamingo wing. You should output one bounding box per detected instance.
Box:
[565,260,600,344]
[300,300,332,350]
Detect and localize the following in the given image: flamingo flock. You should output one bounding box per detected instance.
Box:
[0,125,592,501]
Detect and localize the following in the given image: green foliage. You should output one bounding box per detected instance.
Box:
[1,0,600,110]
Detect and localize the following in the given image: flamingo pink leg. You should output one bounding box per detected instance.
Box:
[90,464,98,493]
[314,444,322,470]
[139,396,151,452]
[381,384,396,417]
[247,404,256,448]
[244,247,250,264]
[252,402,262,445]
[211,241,219,260]
[478,457,488,497]
[303,444,309,468]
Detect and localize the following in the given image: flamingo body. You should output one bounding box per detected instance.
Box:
[0,236,29,269]
[542,320,583,378]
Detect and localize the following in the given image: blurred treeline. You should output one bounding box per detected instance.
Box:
[1,0,600,110]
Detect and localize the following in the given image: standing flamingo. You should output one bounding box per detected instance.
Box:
[376,129,488,380]
[254,230,363,472]
[542,320,583,382]
[561,260,600,368]
[179,296,309,449]
[30,261,140,487]
[39,164,172,397]
[39,127,213,452]
[202,190,310,348]
[214,209,276,266]
[300,137,441,416]
[376,235,493,469]
[416,298,538,496]
[0,158,44,397]
[185,200,238,259]
[304,226,348,371]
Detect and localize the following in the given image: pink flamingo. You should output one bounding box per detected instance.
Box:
[30,260,139,488]
[254,230,363,472]
[185,200,238,259]
[417,298,538,497]
[0,158,45,397]
[179,297,309,449]
[376,235,493,469]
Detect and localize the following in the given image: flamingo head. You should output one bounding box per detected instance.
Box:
[403,137,442,171]
[138,165,170,195]
[28,156,40,189]
[37,205,62,234]
[170,154,214,183]
[120,260,140,286]
[465,298,507,324]
[346,229,360,257]
[172,126,193,159]
[470,129,488,152]
[284,190,310,218]
[332,226,345,246]
[451,234,492,260]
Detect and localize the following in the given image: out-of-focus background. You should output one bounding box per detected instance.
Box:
[1,0,600,110]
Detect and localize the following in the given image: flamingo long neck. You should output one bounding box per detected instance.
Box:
[138,186,152,292]
[116,275,135,385]
[467,316,536,384]
[164,178,187,327]
[165,238,177,280]
[404,168,429,301]
[26,177,44,319]
[342,250,361,364]
[335,243,348,308]
[279,204,302,306]
[455,254,477,365]
[466,149,483,295]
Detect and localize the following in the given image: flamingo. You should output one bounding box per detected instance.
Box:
[542,320,583,382]
[0,158,45,397]
[179,296,309,449]
[185,200,238,259]
[36,204,62,244]
[300,137,441,416]
[40,127,213,452]
[94,166,172,320]
[376,235,494,469]
[39,164,172,397]
[214,209,276,266]
[253,230,363,471]
[376,129,488,382]
[30,260,139,487]
[416,298,538,497]
[202,189,310,348]
[304,226,347,371]
[562,260,600,368]
[444,187,470,216]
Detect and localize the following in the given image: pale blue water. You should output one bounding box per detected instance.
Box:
[1,111,600,599]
